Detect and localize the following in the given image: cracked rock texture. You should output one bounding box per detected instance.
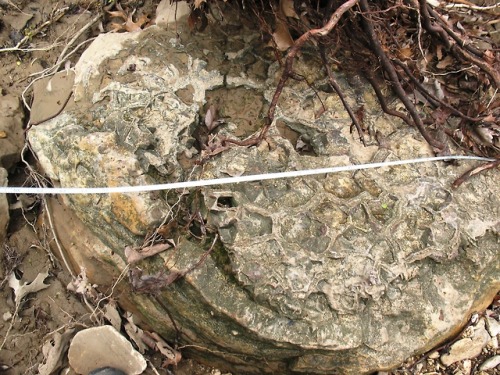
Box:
[28,19,500,375]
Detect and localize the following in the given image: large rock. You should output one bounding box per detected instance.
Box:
[28,20,500,375]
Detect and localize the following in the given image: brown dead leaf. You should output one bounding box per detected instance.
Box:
[436,55,454,69]
[38,330,75,375]
[436,44,443,61]
[484,50,494,65]
[107,3,150,32]
[194,0,206,9]
[280,0,299,19]
[272,17,294,51]
[148,332,182,367]
[398,46,413,61]
[107,10,127,20]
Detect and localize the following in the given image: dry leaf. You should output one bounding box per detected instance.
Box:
[398,46,413,61]
[67,268,100,302]
[280,0,299,19]
[149,331,182,367]
[194,0,206,9]
[38,330,75,375]
[436,55,454,69]
[124,312,149,353]
[108,3,150,32]
[205,104,217,131]
[272,18,294,51]
[8,271,51,304]
[104,301,122,331]
[436,44,443,61]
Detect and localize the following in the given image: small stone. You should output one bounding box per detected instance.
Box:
[0,131,6,139]
[2,311,12,321]
[485,316,500,337]
[68,326,146,375]
[440,320,491,366]
[479,355,500,371]
[428,351,440,359]
[462,359,472,374]
[489,335,499,349]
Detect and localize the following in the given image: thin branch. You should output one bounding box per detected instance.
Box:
[393,59,484,123]
[320,47,366,145]
[364,71,412,125]
[0,7,69,53]
[262,0,360,140]
[452,159,500,188]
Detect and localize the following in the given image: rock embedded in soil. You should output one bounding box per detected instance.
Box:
[68,326,146,374]
[28,19,500,375]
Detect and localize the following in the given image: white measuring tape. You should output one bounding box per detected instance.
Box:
[0,155,496,195]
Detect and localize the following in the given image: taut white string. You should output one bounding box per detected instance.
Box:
[0,155,495,195]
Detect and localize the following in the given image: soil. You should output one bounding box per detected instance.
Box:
[0,1,498,374]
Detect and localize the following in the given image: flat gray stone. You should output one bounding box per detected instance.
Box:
[68,326,146,374]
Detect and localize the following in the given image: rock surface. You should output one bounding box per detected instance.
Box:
[68,326,146,374]
[0,168,9,243]
[28,19,500,375]
[0,93,24,242]
[0,93,24,170]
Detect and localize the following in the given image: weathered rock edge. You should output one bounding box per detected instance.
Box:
[28,22,500,375]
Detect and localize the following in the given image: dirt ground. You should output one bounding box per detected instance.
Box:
[0,0,499,374]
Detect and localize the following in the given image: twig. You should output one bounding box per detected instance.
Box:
[90,265,130,322]
[263,0,360,140]
[452,159,500,188]
[0,301,21,352]
[444,2,499,11]
[0,7,69,53]
[43,198,75,278]
[56,12,102,65]
[364,71,412,125]
[20,142,74,277]
[320,47,366,145]
[427,5,484,58]
[393,59,484,123]
[419,0,500,89]
[360,0,446,153]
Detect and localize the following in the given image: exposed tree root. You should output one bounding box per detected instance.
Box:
[201,0,499,181]
[453,159,500,188]
[320,47,366,145]
[360,0,447,153]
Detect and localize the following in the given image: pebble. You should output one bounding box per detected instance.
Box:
[479,355,500,371]
[68,326,146,375]
[440,319,491,366]
[428,351,440,359]
[485,315,500,337]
